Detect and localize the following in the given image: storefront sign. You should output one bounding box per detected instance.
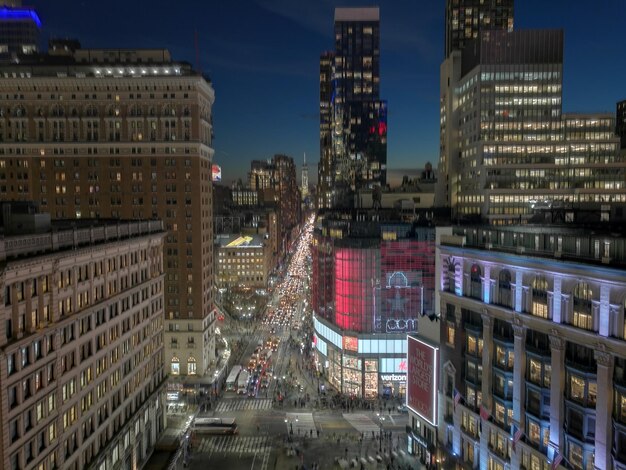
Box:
[385,318,418,333]
[343,336,358,352]
[407,336,439,426]
[380,373,406,382]
[166,392,179,401]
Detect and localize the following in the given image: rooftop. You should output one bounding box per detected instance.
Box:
[0,219,164,262]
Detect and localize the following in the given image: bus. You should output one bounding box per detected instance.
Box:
[226,365,242,392]
[237,370,250,395]
[192,417,238,435]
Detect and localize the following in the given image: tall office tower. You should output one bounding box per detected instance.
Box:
[444,0,514,58]
[0,211,165,470]
[301,152,309,200]
[318,7,387,208]
[437,0,514,209]
[0,43,217,379]
[437,28,626,223]
[0,0,41,60]
[618,99,626,149]
[318,51,334,208]
[438,227,626,470]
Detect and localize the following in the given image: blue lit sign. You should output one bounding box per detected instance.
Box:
[0,8,42,28]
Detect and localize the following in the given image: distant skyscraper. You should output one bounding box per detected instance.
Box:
[618,99,626,149]
[0,0,41,60]
[301,152,309,199]
[437,7,626,223]
[318,7,387,209]
[444,0,514,58]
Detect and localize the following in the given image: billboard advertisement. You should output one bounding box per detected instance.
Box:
[212,164,222,182]
[407,335,439,426]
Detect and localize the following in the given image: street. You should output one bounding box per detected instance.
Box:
[153,214,420,470]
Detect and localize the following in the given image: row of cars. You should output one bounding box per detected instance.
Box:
[242,338,281,396]
[262,215,315,329]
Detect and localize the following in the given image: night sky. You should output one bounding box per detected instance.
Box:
[33,0,626,186]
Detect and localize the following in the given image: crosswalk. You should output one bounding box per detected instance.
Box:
[285,412,317,438]
[197,435,271,457]
[215,399,272,412]
[343,413,380,436]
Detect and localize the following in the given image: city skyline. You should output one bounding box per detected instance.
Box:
[32,0,626,186]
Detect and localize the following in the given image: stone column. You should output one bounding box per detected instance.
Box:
[482,266,491,304]
[552,277,562,323]
[514,270,523,313]
[594,349,614,470]
[511,322,527,470]
[480,313,493,470]
[598,283,610,337]
[549,334,566,455]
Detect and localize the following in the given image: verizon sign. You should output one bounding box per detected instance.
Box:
[407,335,439,426]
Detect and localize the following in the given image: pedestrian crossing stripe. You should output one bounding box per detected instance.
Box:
[342,413,380,434]
[285,412,318,438]
[197,435,271,454]
[215,398,272,412]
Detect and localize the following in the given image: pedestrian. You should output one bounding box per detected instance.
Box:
[316,429,320,438]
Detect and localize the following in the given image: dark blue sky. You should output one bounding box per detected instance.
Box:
[34,1,625,185]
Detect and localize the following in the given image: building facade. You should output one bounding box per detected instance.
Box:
[437,28,626,223]
[0,0,41,60]
[0,44,217,378]
[0,219,166,470]
[311,211,446,398]
[318,7,387,209]
[617,99,626,150]
[215,234,272,289]
[438,226,626,470]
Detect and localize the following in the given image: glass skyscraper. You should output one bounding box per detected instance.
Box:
[318,7,387,209]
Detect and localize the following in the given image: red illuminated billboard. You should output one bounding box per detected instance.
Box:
[407,335,439,426]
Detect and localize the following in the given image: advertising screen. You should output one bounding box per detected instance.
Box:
[407,335,438,425]
[212,164,222,182]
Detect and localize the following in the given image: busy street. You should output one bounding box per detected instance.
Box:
[151,213,417,470]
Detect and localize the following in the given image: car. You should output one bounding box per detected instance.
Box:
[397,405,408,414]
[260,378,270,389]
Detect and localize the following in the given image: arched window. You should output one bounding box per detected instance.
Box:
[470,264,482,300]
[171,356,180,375]
[470,264,483,300]
[12,105,26,117]
[163,104,176,117]
[187,357,197,375]
[51,105,64,117]
[531,276,548,318]
[573,282,593,331]
[85,105,98,117]
[446,258,457,294]
[497,270,512,309]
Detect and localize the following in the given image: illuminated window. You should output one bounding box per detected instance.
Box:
[446,324,455,345]
[187,357,197,375]
[171,357,180,375]
[531,276,548,318]
[572,283,593,331]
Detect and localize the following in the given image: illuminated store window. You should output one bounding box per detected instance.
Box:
[171,357,180,375]
[572,283,594,331]
[531,276,548,318]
